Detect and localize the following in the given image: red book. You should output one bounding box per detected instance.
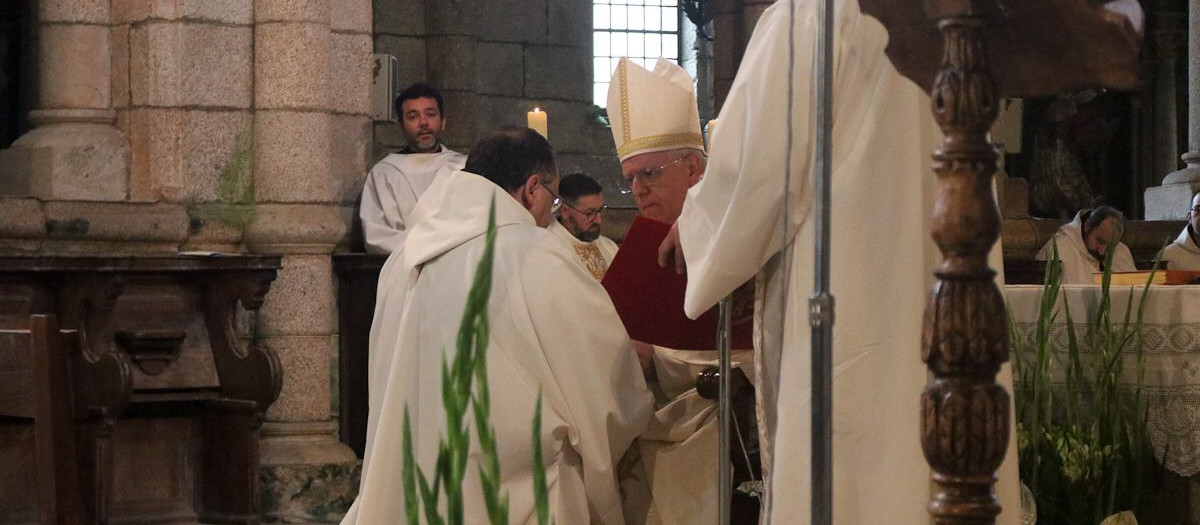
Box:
[601,216,754,350]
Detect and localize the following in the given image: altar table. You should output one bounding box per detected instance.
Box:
[1006,284,1200,477]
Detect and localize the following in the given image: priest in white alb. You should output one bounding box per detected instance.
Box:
[359,82,467,254]
[547,172,620,280]
[1035,205,1136,283]
[357,83,469,474]
[1163,192,1200,269]
[656,0,1022,523]
[342,127,653,524]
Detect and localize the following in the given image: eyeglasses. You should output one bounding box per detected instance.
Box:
[618,155,689,195]
[539,181,562,213]
[561,201,608,221]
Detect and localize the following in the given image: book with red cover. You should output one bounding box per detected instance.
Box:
[601,215,754,350]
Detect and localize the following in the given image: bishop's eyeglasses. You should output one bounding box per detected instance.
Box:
[618,155,689,194]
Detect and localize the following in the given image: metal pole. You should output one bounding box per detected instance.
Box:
[809,0,836,523]
[717,295,733,525]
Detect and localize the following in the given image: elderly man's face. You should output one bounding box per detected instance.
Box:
[1084,217,1119,260]
[400,96,444,153]
[560,193,605,242]
[621,151,702,223]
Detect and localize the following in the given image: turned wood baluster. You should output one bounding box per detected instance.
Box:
[921,14,1011,525]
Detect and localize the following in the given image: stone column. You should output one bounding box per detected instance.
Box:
[249,0,360,521]
[1145,0,1200,219]
[0,0,128,200]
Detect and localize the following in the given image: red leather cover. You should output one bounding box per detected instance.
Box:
[601,216,753,350]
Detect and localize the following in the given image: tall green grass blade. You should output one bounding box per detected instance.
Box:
[404,409,420,524]
[532,391,551,525]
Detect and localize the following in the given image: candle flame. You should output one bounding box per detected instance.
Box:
[533,107,542,113]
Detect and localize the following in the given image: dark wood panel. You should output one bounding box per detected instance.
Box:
[333,253,387,459]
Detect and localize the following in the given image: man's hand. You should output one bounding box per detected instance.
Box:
[657,223,686,275]
[632,340,656,381]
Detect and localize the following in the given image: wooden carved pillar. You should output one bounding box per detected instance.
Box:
[921,14,1011,525]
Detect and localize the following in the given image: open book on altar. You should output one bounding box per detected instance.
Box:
[601,215,754,350]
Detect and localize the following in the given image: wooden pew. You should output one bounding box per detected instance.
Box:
[0,314,132,525]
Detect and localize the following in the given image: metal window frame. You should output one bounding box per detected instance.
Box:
[591,0,685,108]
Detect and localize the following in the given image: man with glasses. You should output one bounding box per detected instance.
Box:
[548,173,619,280]
[1163,192,1200,269]
[346,126,652,525]
[609,58,707,225]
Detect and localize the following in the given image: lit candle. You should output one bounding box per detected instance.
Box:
[527,107,548,139]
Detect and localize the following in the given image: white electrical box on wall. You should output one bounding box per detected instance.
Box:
[371,54,398,122]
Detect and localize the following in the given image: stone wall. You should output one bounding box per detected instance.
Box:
[372,0,628,207]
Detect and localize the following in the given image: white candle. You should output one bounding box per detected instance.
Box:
[527,107,548,139]
[705,118,718,149]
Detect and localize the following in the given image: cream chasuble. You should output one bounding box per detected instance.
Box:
[359,147,466,254]
[1164,227,1200,270]
[547,219,619,280]
[1035,211,1136,284]
[674,1,1021,523]
[343,170,652,525]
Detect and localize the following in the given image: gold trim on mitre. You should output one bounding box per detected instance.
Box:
[616,133,705,160]
[618,59,632,143]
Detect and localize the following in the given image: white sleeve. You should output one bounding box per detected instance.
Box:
[676,4,816,318]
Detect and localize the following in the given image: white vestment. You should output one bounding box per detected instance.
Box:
[359,147,467,254]
[674,1,1020,523]
[1163,226,1200,270]
[622,347,754,525]
[343,170,653,525]
[1035,211,1136,284]
[547,219,619,280]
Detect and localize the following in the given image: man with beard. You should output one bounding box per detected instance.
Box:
[359,82,467,254]
[1164,192,1200,269]
[356,83,468,469]
[548,172,619,280]
[1036,205,1136,283]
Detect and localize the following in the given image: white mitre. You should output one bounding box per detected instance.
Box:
[606,57,704,162]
